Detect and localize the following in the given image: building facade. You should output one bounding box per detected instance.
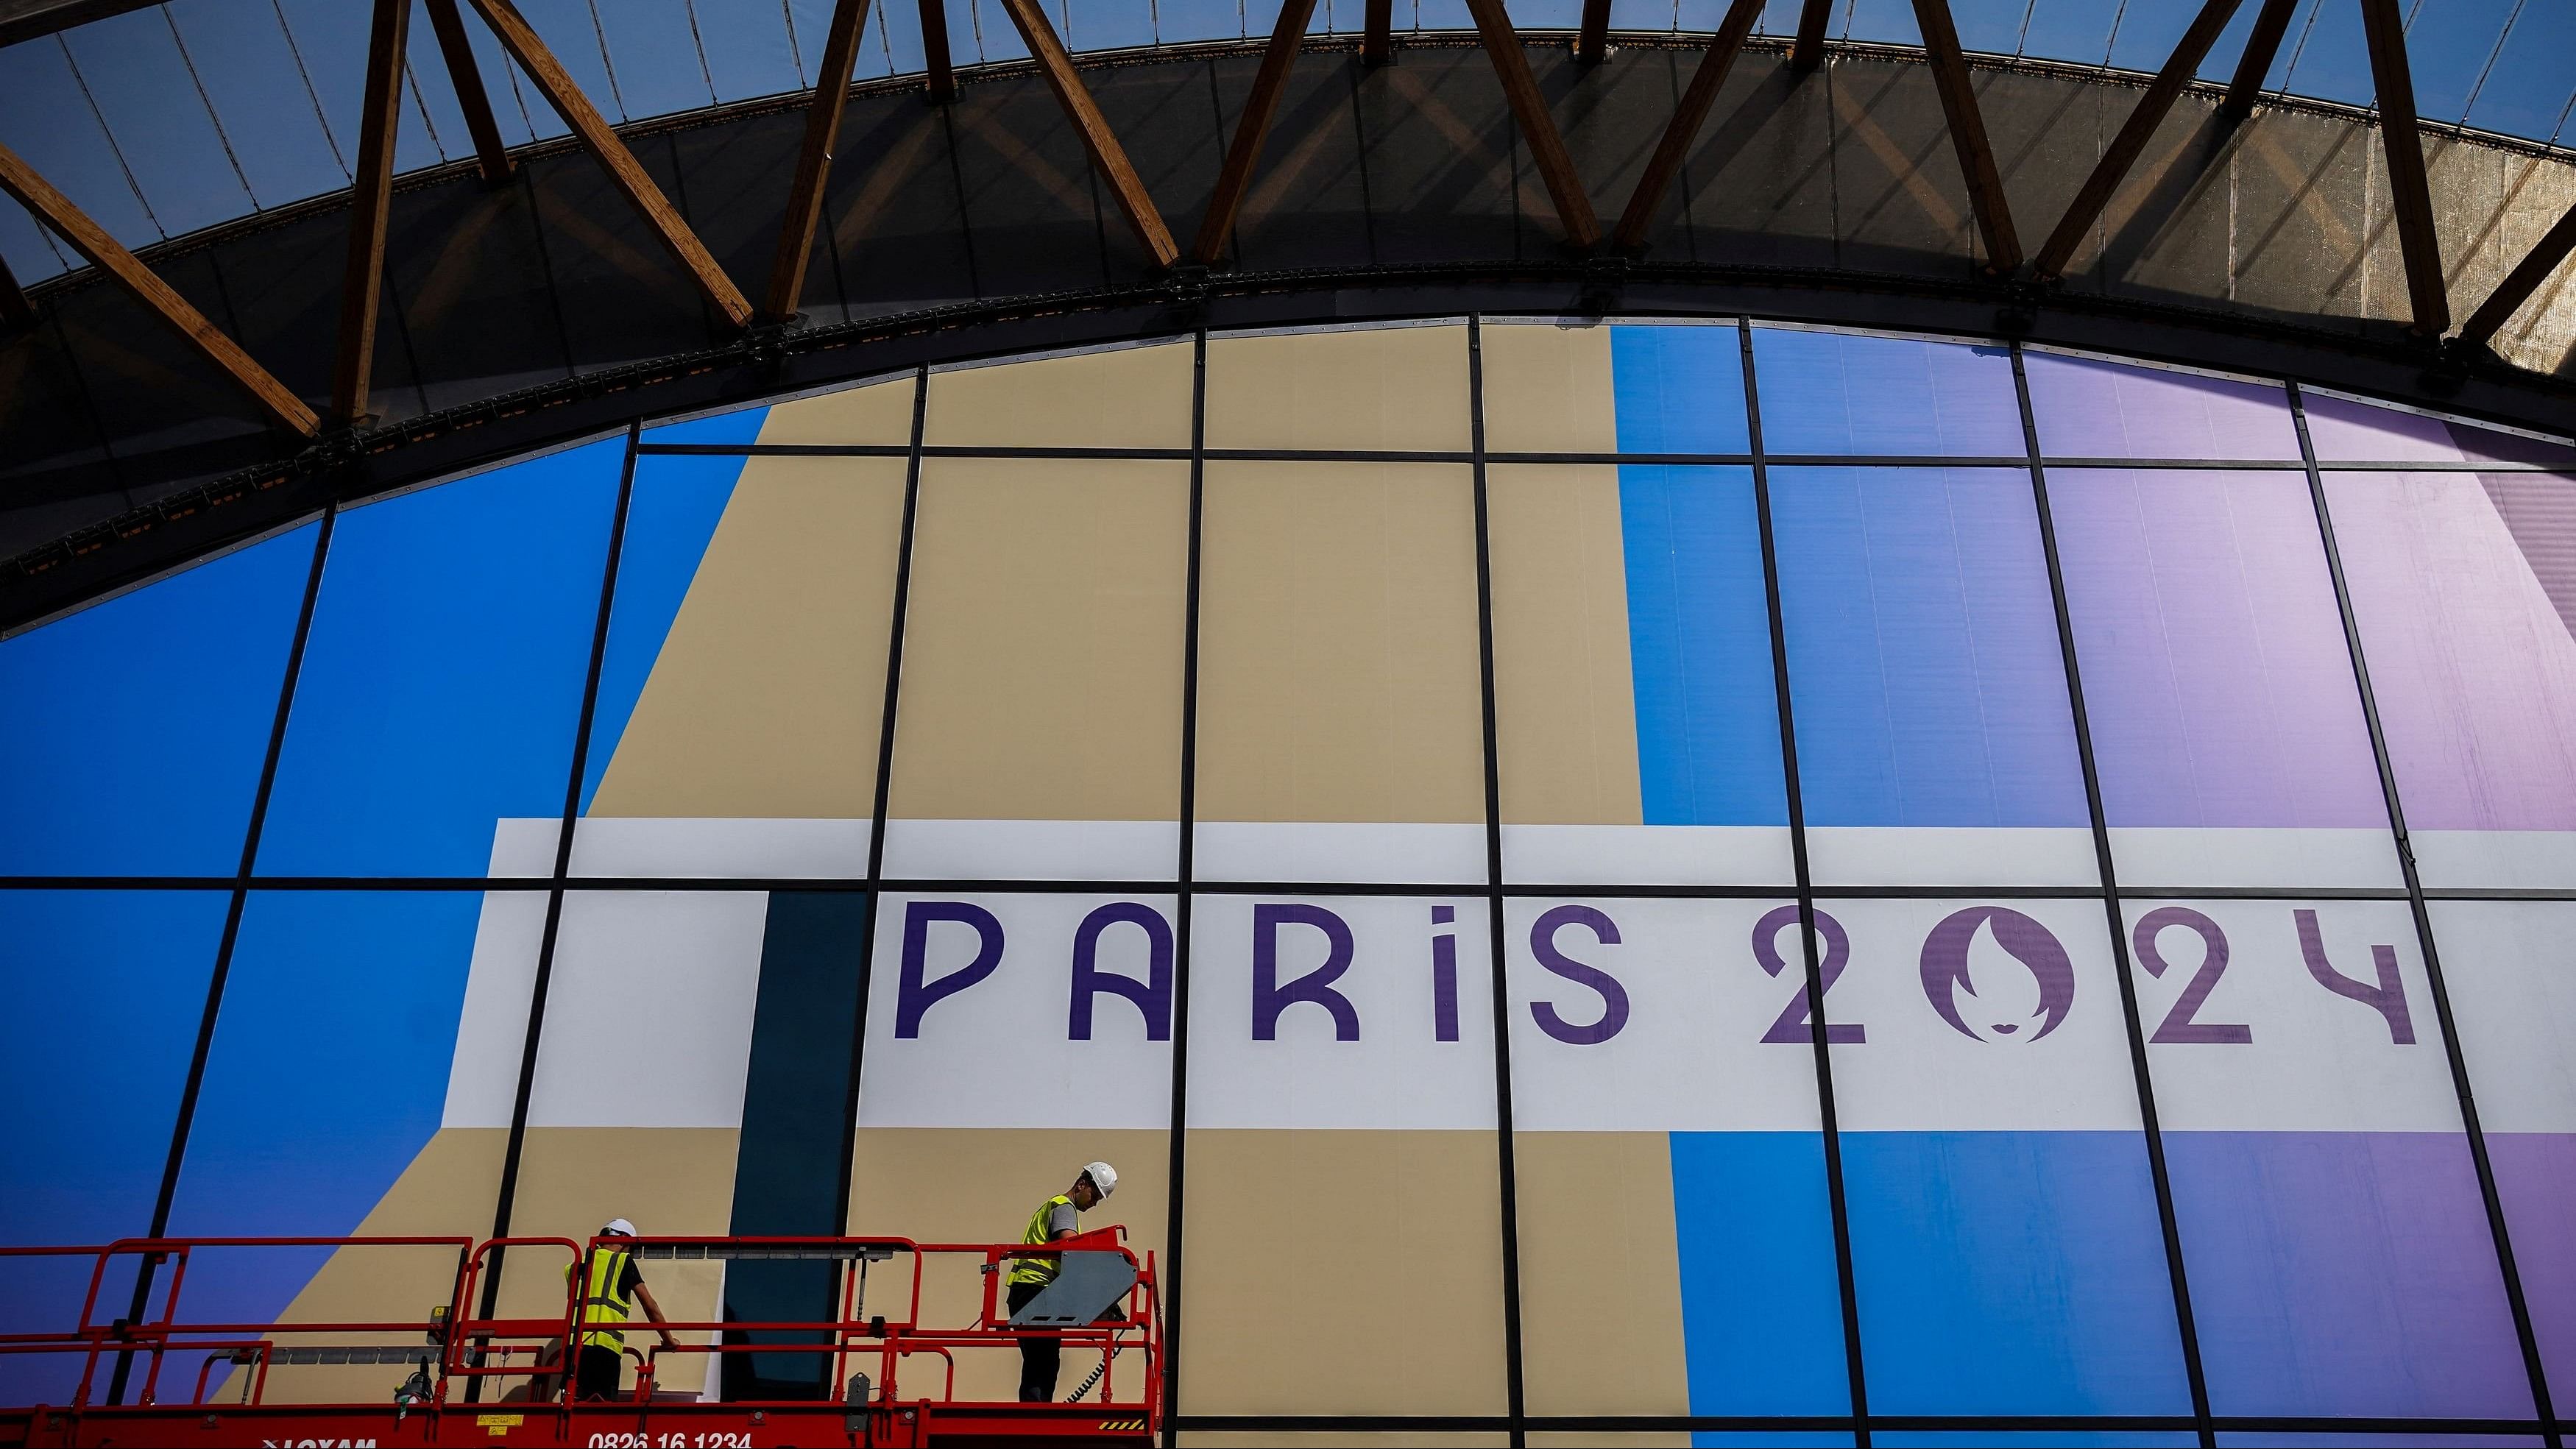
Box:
[8,315,2576,1443]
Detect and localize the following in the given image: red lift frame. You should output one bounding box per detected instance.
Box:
[0,1230,1159,1448]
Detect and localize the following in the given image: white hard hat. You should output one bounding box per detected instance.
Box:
[1080,1162,1117,1199]
[602,1218,637,1237]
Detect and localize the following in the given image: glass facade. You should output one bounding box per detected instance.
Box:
[4,318,2572,1443]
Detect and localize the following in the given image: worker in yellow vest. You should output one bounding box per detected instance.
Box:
[1006,1162,1117,1402]
[563,1219,679,1401]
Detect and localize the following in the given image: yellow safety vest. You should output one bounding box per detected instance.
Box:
[1009,1194,1075,1286]
[565,1247,634,1350]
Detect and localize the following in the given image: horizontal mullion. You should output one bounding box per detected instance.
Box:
[1173,1412,2557,1434]
[630,442,2566,471]
[0,875,2458,901]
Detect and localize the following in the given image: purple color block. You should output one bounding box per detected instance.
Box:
[2303,392,2471,461]
[2305,392,2576,467]
[2325,472,2576,830]
[2162,1132,2532,1419]
[2485,1134,2576,1400]
[2049,471,2387,827]
[2023,354,2302,461]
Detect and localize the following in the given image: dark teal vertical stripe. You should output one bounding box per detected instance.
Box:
[723,890,868,1400]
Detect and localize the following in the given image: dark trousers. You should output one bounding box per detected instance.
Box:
[1006,1280,1057,1403]
[574,1343,625,1400]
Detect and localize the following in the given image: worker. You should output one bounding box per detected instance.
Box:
[1007,1162,1117,1403]
[563,1218,679,1402]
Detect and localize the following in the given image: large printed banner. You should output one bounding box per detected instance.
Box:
[441,823,2467,1136]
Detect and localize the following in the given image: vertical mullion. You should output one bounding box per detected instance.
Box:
[2008,343,2217,1449]
[473,422,645,1368]
[2287,382,2563,1448]
[1737,316,1870,1447]
[834,366,935,1234]
[1159,325,1207,1449]
[112,504,339,1406]
[1467,316,1529,1448]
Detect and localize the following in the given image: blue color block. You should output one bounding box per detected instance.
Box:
[166,890,488,1331]
[1616,467,1789,826]
[0,890,227,1400]
[0,525,316,876]
[1839,1132,2193,1416]
[639,405,774,447]
[1612,324,1751,454]
[1751,330,2025,457]
[1671,1132,1851,1416]
[581,444,760,812]
[1770,467,2088,827]
[256,441,623,876]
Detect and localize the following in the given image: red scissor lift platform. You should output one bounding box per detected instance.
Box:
[0,1230,1160,1448]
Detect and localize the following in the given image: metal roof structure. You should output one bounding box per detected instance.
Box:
[2,0,2572,629]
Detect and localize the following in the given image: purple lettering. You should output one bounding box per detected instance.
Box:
[1752,904,1861,1044]
[1919,906,2076,1044]
[2134,907,2250,1044]
[2294,908,2415,1044]
[1528,904,1630,1046]
[895,900,1005,1038]
[1253,903,1359,1041]
[1067,901,1173,1041]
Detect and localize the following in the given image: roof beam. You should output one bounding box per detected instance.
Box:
[2220,0,2298,121]
[2032,0,2242,282]
[1613,0,1763,253]
[1912,0,2020,274]
[763,0,874,322]
[918,0,955,103]
[2359,0,2447,336]
[1192,0,1320,265]
[423,0,511,185]
[330,0,411,426]
[1791,0,1832,72]
[465,0,754,327]
[1576,0,1610,66]
[994,0,1180,268]
[0,141,318,435]
[1362,0,1392,67]
[0,248,32,330]
[2458,196,2576,347]
[1462,0,1600,249]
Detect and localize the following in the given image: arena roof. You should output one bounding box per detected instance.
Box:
[2,0,2569,287]
[2,0,2573,629]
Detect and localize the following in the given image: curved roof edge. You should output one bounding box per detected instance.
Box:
[10,268,2571,637]
[4,36,2572,631]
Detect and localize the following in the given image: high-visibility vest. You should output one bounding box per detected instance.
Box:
[1009,1195,1074,1286]
[565,1248,634,1350]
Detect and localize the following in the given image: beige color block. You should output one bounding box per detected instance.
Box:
[493,1127,743,1396]
[1479,323,1618,455]
[1526,1436,1691,1448]
[1206,326,1472,451]
[1194,462,1486,824]
[925,343,1192,448]
[217,1128,505,1404]
[847,1128,1170,1406]
[1512,1133,1689,1417]
[1178,1130,1507,1415]
[757,374,918,446]
[589,457,906,818]
[1488,467,1643,826]
[890,458,1189,821]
